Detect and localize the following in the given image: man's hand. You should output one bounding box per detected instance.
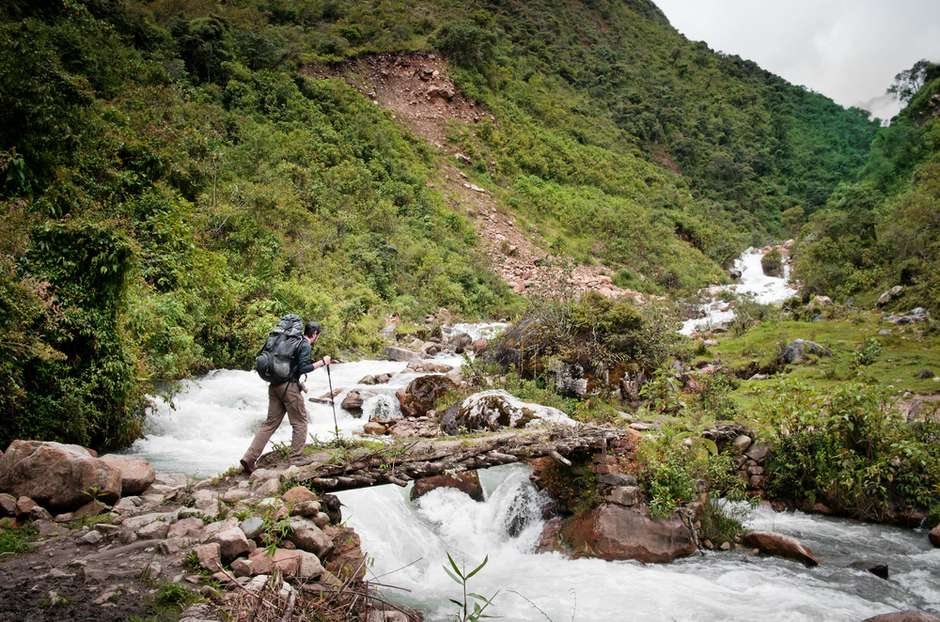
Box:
[322,355,332,367]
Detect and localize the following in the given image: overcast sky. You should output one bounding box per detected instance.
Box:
[654,0,940,120]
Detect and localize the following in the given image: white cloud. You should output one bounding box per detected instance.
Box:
[653,0,940,120]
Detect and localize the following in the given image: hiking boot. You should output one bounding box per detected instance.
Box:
[240,458,255,474]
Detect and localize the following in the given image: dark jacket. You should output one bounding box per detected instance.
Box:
[293,339,316,380]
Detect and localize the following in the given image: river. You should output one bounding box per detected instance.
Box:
[128,252,938,621]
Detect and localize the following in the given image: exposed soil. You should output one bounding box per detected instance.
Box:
[304,53,646,302]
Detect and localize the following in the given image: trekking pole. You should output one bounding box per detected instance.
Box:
[325,362,340,442]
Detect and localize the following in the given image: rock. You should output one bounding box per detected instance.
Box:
[193,489,220,519]
[231,557,253,577]
[122,511,168,530]
[427,85,455,100]
[289,517,333,557]
[448,332,473,351]
[138,520,170,540]
[368,610,412,622]
[886,307,930,324]
[446,390,576,433]
[877,285,904,307]
[112,496,142,513]
[411,472,484,502]
[406,360,454,373]
[916,368,936,379]
[745,443,771,462]
[862,612,940,622]
[472,339,488,356]
[221,488,251,503]
[388,417,442,437]
[779,339,832,365]
[313,512,331,528]
[81,530,104,545]
[99,455,156,496]
[742,531,819,567]
[809,295,833,307]
[597,473,638,487]
[73,499,109,520]
[359,373,393,385]
[282,485,317,506]
[849,561,889,579]
[550,361,589,398]
[208,527,253,561]
[247,548,303,576]
[239,516,265,541]
[15,495,40,517]
[535,517,565,553]
[929,524,940,547]
[195,543,222,572]
[292,500,321,517]
[384,346,421,362]
[35,519,68,537]
[731,435,753,454]
[604,486,640,507]
[341,391,364,413]
[396,375,457,418]
[299,550,326,578]
[561,504,696,563]
[322,526,366,580]
[168,517,204,539]
[0,493,16,516]
[0,440,122,512]
[363,422,388,435]
[364,394,401,424]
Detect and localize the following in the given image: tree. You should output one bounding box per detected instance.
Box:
[887,59,940,104]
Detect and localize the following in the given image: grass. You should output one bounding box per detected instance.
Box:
[701,312,940,413]
[0,525,37,556]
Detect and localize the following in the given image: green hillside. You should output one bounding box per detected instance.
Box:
[0,0,879,449]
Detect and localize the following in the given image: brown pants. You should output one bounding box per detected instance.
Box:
[242,382,308,464]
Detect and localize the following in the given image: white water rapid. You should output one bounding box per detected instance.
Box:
[680,248,798,336]
[338,465,939,622]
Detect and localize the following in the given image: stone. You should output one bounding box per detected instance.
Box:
[411,472,484,502]
[778,339,832,365]
[53,512,73,523]
[253,478,280,498]
[877,285,904,307]
[15,496,39,517]
[359,373,393,385]
[472,339,488,356]
[314,512,331,528]
[446,390,576,433]
[341,391,364,413]
[137,520,170,540]
[731,435,753,454]
[604,486,640,507]
[406,360,454,373]
[231,557,253,577]
[0,493,16,516]
[193,489,219,518]
[202,517,239,541]
[208,527,253,561]
[742,531,819,567]
[849,561,889,579]
[886,308,930,324]
[113,496,142,513]
[239,516,265,541]
[299,551,325,578]
[384,346,421,362]
[368,610,411,622]
[289,517,334,557]
[168,517,204,539]
[396,375,457,418]
[221,488,251,503]
[322,526,366,580]
[388,417,442,438]
[35,519,68,537]
[248,468,280,483]
[247,548,303,576]
[745,443,771,462]
[99,455,156,496]
[195,542,222,572]
[535,517,565,553]
[73,499,109,520]
[0,441,122,512]
[291,500,321,517]
[282,486,317,506]
[862,612,940,622]
[929,524,940,547]
[122,511,169,531]
[561,504,696,563]
[363,422,388,435]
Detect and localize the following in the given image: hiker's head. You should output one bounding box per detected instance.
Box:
[304,321,321,343]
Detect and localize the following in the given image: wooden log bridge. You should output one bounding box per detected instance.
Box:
[258,426,626,494]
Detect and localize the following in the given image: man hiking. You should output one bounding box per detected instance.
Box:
[241,318,331,473]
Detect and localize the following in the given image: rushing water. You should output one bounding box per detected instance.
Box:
[680,248,798,336]
[130,307,937,621]
[338,465,939,622]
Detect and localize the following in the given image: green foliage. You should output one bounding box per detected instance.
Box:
[698,498,749,545]
[154,582,201,609]
[0,525,37,555]
[757,380,940,521]
[431,18,496,70]
[760,249,783,277]
[851,336,883,368]
[443,552,498,622]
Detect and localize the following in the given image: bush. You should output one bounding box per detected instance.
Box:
[430,19,496,70]
[760,248,783,277]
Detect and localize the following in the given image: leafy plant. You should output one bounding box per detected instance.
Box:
[443,553,498,622]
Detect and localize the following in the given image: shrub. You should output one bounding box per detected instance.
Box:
[760,248,783,277]
[430,19,496,70]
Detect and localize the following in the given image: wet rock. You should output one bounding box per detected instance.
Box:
[359,373,393,385]
[289,517,333,557]
[0,440,121,512]
[449,390,576,432]
[384,346,421,362]
[862,612,940,622]
[195,542,222,572]
[99,455,156,496]
[929,524,940,547]
[364,394,401,425]
[208,527,253,561]
[742,531,819,567]
[282,485,317,506]
[406,360,454,373]
[561,504,696,563]
[877,285,904,307]
[396,374,457,418]
[341,391,365,414]
[779,339,831,365]
[849,561,889,579]
[448,332,473,351]
[535,517,565,553]
[411,472,484,502]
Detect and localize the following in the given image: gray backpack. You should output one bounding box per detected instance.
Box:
[255,314,303,384]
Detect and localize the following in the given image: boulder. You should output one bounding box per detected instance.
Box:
[406,361,454,373]
[396,375,457,418]
[886,307,930,324]
[384,346,421,362]
[282,486,317,506]
[929,524,940,547]
[862,612,940,622]
[447,332,473,351]
[561,504,696,563]
[239,516,265,541]
[877,285,904,307]
[363,422,388,435]
[194,542,222,572]
[731,435,753,454]
[742,531,819,567]
[446,390,576,433]
[411,472,484,502]
[341,391,365,414]
[168,517,204,539]
[0,441,122,511]
[208,527,253,561]
[364,394,401,424]
[359,373,393,385]
[247,548,303,576]
[0,493,17,516]
[289,517,333,558]
[99,455,155,496]
[322,526,366,581]
[112,496,142,514]
[535,517,565,553]
[779,339,831,365]
[604,486,640,507]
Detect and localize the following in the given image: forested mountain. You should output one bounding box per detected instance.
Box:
[0,0,881,449]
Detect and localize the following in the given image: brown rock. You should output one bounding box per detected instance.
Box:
[299,551,325,579]
[72,500,109,520]
[208,527,253,562]
[248,548,303,576]
[0,493,16,516]
[168,517,204,539]
[742,531,819,567]
[323,526,366,581]
[195,543,222,572]
[363,422,388,435]
[0,441,122,511]
[282,486,317,506]
[396,375,456,418]
[231,557,253,577]
[341,391,364,413]
[535,517,565,553]
[99,455,156,496]
[289,517,334,557]
[561,504,696,563]
[862,612,940,622]
[411,472,484,502]
[929,524,940,547]
[604,486,640,507]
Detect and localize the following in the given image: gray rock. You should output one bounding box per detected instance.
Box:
[745,443,771,462]
[81,530,104,545]
[732,435,753,454]
[239,516,265,540]
[877,285,904,307]
[779,339,831,365]
[195,542,222,573]
[137,520,169,540]
[34,519,68,537]
[299,551,325,579]
[0,493,16,516]
[193,489,219,519]
[597,473,639,487]
[208,527,253,562]
[384,346,421,362]
[221,488,251,504]
[605,486,640,507]
[289,517,333,557]
[113,496,142,513]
